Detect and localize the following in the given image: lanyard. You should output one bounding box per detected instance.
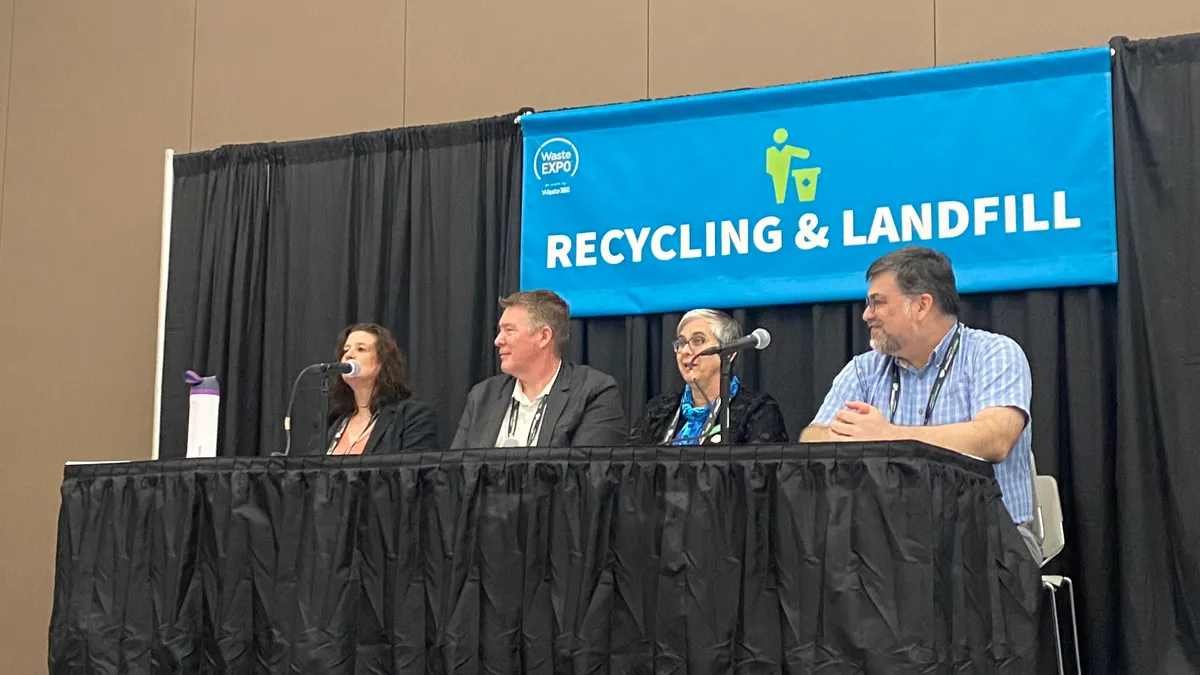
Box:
[888,323,963,426]
[663,398,723,445]
[506,395,550,447]
[327,412,378,453]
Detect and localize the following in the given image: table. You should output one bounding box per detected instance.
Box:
[49,441,1039,674]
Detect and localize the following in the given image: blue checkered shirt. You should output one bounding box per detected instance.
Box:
[812,324,1034,524]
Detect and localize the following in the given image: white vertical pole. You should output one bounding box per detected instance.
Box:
[152,149,175,460]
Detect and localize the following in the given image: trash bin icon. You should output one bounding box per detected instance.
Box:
[792,167,821,202]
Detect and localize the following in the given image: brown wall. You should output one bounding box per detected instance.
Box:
[1,0,1197,669]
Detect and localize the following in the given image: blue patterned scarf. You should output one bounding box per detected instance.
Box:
[674,376,740,445]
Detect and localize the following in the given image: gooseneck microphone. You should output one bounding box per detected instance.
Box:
[277,361,361,456]
[318,362,359,375]
[689,328,771,366]
[685,328,772,445]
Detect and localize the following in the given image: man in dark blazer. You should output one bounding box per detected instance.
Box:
[451,290,626,449]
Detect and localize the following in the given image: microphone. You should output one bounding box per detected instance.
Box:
[316,361,361,376]
[690,328,771,363]
[277,361,362,456]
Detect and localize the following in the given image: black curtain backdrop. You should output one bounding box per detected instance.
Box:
[49,443,1039,674]
[162,114,524,458]
[154,34,1200,675]
[1109,34,1200,673]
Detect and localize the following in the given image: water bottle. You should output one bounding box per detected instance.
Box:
[184,371,219,458]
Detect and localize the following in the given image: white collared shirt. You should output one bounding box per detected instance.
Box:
[494,361,562,447]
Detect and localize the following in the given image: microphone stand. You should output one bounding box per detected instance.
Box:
[319,366,332,448]
[687,349,737,446]
[279,363,330,457]
[718,353,734,445]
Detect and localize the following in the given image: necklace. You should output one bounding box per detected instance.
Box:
[331,413,377,455]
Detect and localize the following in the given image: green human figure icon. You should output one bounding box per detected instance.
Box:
[767,128,811,204]
[763,127,820,201]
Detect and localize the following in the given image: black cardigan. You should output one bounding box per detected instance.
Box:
[307,398,440,455]
[628,387,790,446]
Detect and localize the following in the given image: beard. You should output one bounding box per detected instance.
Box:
[869,326,903,355]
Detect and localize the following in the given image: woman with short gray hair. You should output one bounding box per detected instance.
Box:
[628,309,789,446]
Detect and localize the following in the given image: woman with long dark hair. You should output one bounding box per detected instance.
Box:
[319,322,439,454]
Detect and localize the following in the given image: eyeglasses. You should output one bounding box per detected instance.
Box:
[672,334,711,353]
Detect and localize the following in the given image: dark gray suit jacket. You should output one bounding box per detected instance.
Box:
[305,399,440,455]
[451,361,626,449]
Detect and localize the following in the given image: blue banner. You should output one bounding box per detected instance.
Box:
[519,47,1117,317]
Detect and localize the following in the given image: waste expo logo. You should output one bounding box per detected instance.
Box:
[534,137,579,197]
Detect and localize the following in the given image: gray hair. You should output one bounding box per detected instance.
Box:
[499,289,571,355]
[677,309,742,345]
[866,245,961,316]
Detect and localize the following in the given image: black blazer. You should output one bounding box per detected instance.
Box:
[309,398,440,455]
[628,387,790,446]
[451,361,627,449]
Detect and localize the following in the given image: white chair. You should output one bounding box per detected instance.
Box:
[1034,474,1081,675]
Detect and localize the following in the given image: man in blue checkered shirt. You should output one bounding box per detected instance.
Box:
[801,246,1040,561]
